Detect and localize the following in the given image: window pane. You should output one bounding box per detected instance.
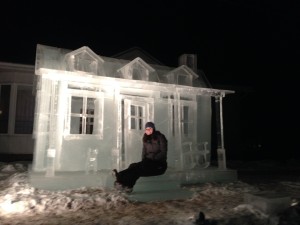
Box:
[178,75,186,85]
[71,96,83,114]
[70,116,81,134]
[86,120,93,134]
[75,54,96,74]
[86,98,95,114]
[138,118,143,130]
[183,106,189,135]
[138,106,143,117]
[131,118,136,129]
[131,105,136,116]
[0,85,11,133]
[172,105,175,136]
[15,86,35,134]
[132,68,140,80]
[138,106,143,130]
[86,108,94,134]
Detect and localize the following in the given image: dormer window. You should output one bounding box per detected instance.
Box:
[117,57,157,81]
[164,65,199,87]
[73,54,98,74]
[64,46,104,75]
[178,74,188,85]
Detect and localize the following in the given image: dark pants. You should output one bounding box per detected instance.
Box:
[116,159,167,188]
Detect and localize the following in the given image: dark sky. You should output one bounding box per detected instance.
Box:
[1,0,299,83]
[1,0,299,159]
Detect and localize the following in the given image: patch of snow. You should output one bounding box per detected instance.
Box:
[0,161,299,225]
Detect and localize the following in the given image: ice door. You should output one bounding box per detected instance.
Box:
[122,98,154,169]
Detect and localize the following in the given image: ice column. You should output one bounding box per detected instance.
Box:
[215,95,226,169]
[46,80,58,177]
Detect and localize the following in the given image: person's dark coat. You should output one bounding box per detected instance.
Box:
[142,131,167,162]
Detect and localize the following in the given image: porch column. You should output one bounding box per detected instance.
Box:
[46,80,58,177]
[215,94,226,169]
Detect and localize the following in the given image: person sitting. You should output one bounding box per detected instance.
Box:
[113,121,168,193]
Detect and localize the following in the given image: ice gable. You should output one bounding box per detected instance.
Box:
[30,44,235,192]
[64,46,105,76]
[117,57,158,82]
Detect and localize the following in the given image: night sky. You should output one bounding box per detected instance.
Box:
[1,0,299,160]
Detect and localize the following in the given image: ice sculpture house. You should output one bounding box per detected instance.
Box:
[30,44,236,192]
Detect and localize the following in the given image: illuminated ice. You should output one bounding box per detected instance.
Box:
[30,44,236,195]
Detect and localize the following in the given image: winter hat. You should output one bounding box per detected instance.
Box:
[145,122,155,130]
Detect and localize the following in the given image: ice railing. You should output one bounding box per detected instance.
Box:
[181,141,210,169]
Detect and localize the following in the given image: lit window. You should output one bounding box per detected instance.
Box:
[130,105,144,130]
[70,96,95,134]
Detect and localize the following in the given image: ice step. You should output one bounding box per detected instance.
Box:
[127,175,194,202]
[133,178,180,192]
[128,188,194,202]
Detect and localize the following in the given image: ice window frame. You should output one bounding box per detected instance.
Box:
[171,104,192,136]
[64,89,103,139]
[180,101,195,138]
[170,100,195,138]
[181,105,190,136]
[74,55,97,74]
[129,104,145,131]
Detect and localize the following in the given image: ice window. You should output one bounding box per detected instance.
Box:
[66,88,103,139]
[178,75,186,85]
[181,106,189,136]
[132,68,140,80]
[183,106,189,135]
[172,104,175,136]
[74,54,97,74]
[130,105,144,130]
[70,96,95,134]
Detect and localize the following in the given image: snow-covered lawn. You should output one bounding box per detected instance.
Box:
[0,160,299,225]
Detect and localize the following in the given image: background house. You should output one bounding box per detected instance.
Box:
[0,62,35,160]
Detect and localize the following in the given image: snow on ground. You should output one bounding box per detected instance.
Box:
[0,160,300,225]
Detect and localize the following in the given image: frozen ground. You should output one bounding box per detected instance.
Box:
[0,160,300,225]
